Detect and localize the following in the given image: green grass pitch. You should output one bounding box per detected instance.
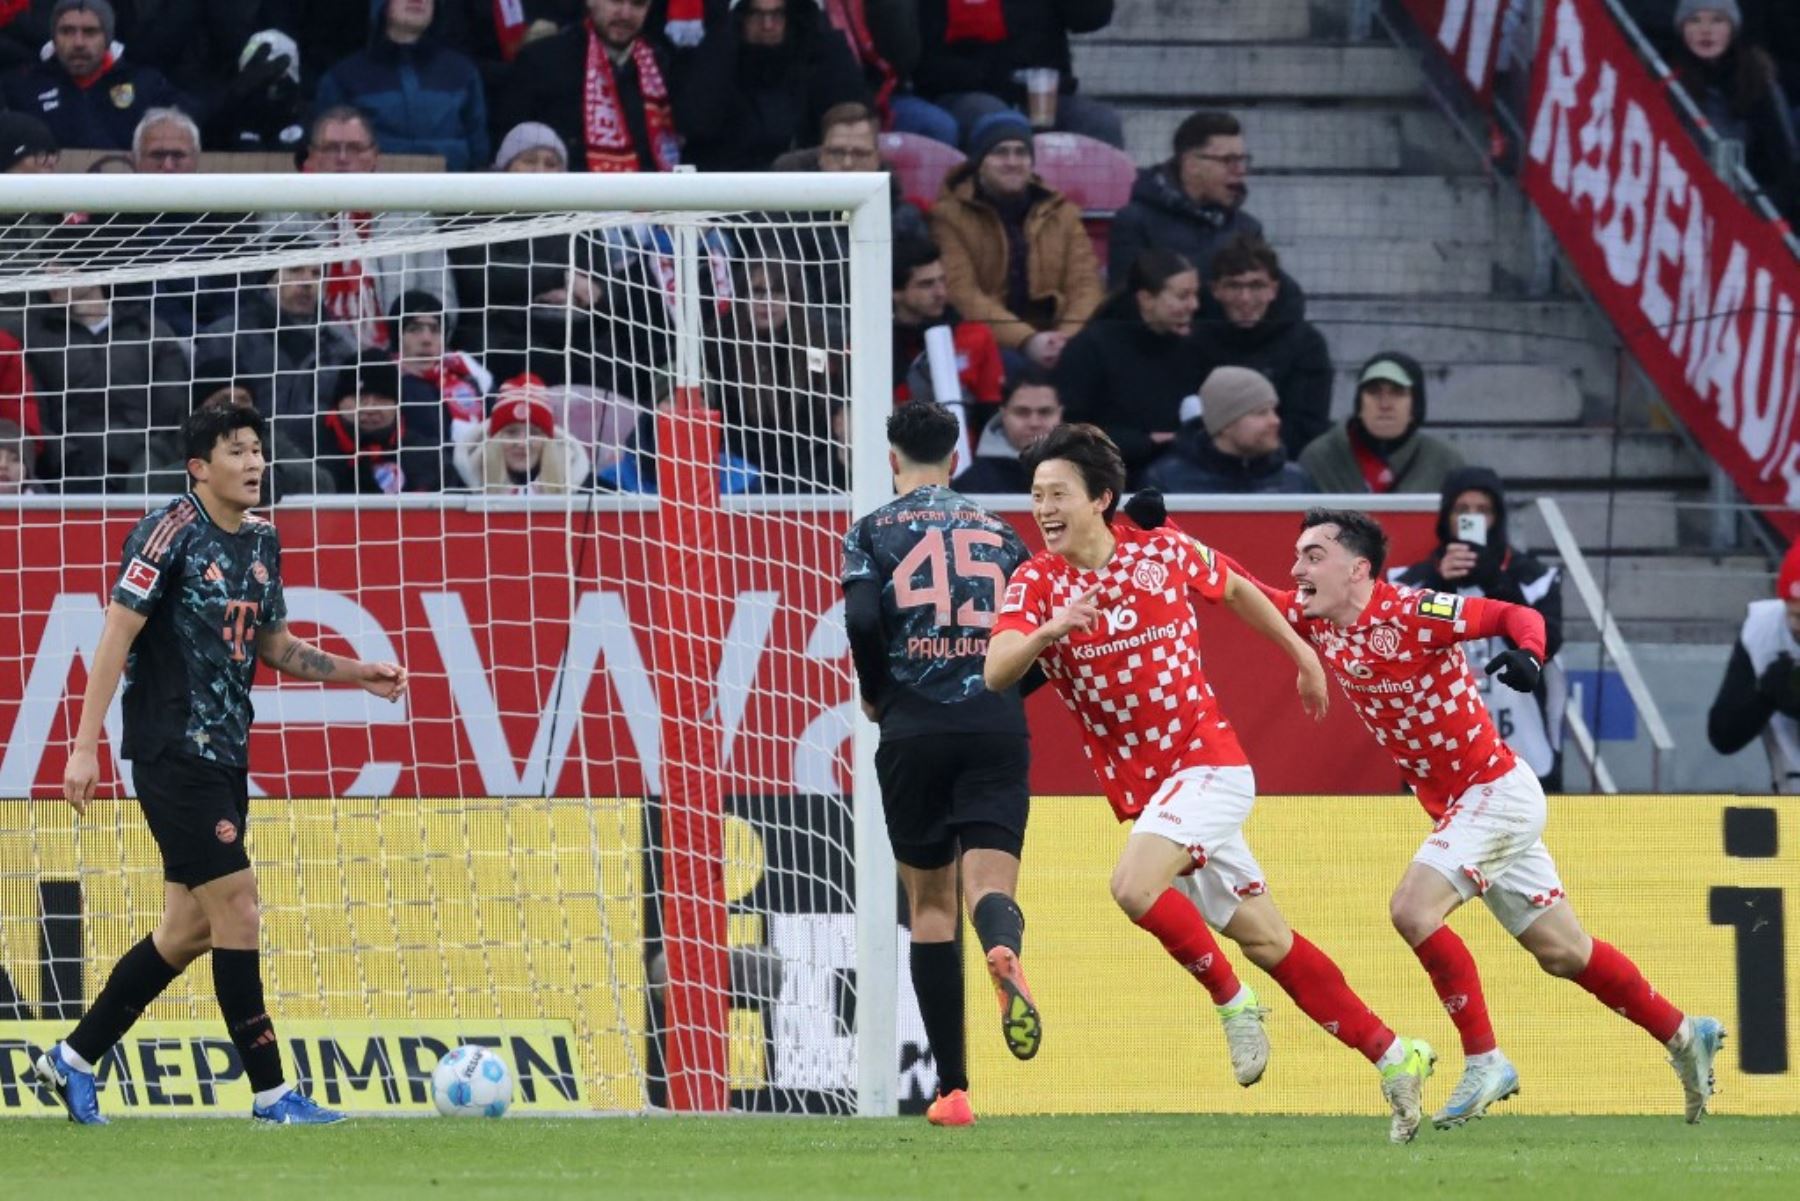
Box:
[6,1115,1797,1200]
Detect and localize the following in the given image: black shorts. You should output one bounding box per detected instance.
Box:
[874,733,1029,869]
[133,750,252,888]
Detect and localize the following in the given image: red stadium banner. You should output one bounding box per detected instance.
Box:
[0,505,1436,802]
[1524,0,1800,538]
[1400,0,1509,104]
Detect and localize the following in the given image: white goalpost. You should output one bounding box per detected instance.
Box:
[0,171,897,1116]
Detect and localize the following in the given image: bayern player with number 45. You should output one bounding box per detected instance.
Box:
[985,425,1438,1144]
[1275,508,1725,1128]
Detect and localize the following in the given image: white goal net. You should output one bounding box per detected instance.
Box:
[0,172,896,1116]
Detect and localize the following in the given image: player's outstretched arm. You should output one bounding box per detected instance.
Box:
[1221,573,1329,720]
[62,602,150,816]
[256,623,409,701]
[1458,595,1548,693]
[984,586,1101,691]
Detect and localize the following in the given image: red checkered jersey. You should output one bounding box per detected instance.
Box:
[995,523,1247,821]
[1274,578,1532,819]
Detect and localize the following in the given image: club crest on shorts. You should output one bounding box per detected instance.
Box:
[1132,559,1168,593]
[1368,626,1401,658]
[215,819,239,844]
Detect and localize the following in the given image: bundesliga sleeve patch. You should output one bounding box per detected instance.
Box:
[1002,580,1029,613]
[118,557,161,599]
[1188,537,1216,570]
[1416,591,1463,621]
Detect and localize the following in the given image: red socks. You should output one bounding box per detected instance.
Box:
[1413,926,1498,1055]
[1269,933,1397,1063]
[1134,889,1242,1004]
[1574,939,1685,1043]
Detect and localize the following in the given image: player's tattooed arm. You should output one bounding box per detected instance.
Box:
[258,624,409,700]
[260,625,343,679]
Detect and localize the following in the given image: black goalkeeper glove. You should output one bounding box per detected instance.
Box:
[1756,652,1800,717]
[1484,647,1542,693]
[1122,486,1167,530]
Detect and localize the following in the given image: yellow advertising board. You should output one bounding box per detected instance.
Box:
[0,797,649,1113]
[0,1019,580,1115]
[962,796,1799,1116]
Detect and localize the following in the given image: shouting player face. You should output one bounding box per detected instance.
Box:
[191,428,266,513]
[1291,521,1371,624]
[1030,458,1109,561]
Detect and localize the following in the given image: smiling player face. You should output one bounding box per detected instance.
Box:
[1030,457,1109,559]
[1291,522,1368,623]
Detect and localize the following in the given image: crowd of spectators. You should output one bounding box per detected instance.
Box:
[0,0,1775,507]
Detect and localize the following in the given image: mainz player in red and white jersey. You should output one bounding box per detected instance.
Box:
[1267,506,1725,1129]
[983,425,1438,1144]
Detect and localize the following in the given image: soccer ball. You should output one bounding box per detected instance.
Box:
[431,1045,513,1118]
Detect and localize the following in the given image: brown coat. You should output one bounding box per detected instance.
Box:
[929,164,1104,351]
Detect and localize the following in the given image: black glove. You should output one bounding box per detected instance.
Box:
[1122,486,1167,531]
[1756,652,1800,717]
[1484,647,1542,693]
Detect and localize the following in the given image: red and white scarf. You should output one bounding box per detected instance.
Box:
[321,213,389,351]
[582,23,678,174]
[425,351,492,428]
[493,0,527,61]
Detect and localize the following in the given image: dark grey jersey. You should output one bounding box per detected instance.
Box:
[111,493,287,766]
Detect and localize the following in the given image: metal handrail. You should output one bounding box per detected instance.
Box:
[1561,692,1618,793]
[1534,497,1677,788]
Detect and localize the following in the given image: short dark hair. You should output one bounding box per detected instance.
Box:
[887,400,961,465]
[183,397,266,469]
[1300,508,1389,577]
[820,101,877,140]
[1022,423,1125,521]
[1209,233,1280,281]
[1124,248,1195,298]
[1173,110,1241,158]
[893,236,941,292]
[1003,363,1057,403]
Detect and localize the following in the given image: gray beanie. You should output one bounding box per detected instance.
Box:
[494,121,568,171]
[1675,0,1741,31]
[1200,366,1278,438]
[52,0,115,42]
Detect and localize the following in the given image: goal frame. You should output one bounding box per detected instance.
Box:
[0,170,899,1117]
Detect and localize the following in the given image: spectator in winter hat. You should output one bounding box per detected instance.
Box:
[493,120,568,172]
[1298,351,1464,495]
[453,373,593,493]
[2,0,183,152]
[1145,365,1313,495]
[930,109,1102,368]
[317,356,446,495]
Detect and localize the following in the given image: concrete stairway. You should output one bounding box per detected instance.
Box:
[1072,0,1767,641]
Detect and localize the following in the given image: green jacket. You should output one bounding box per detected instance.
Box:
[1298,424,1465,494]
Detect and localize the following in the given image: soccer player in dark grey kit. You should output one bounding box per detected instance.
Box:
[36,400,408,1125]
[841,401,1040,1127]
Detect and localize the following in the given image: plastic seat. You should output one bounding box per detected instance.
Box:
[879,131,967,212]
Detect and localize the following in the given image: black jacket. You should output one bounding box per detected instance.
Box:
[674,0,867,171]
[1108,163,1265,284]
[494,24,675,173]
[913,0,1112,103]
[1144,431,1313,495]
[1,53,183,152]
[1189,281,1332,457]
[1393,465,1565,662]
[1053,289,1207,480]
